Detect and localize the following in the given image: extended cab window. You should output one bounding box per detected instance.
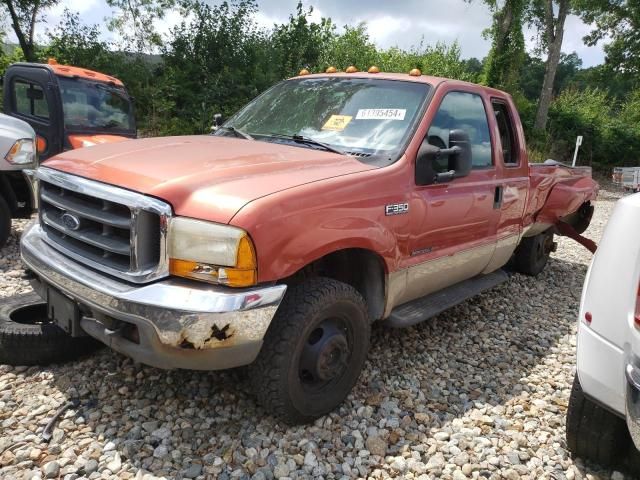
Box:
[492,101,519,166]
[14,81,49,120]
[428,91,492,171]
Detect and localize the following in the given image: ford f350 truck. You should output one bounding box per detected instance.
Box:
[15,70,598,423]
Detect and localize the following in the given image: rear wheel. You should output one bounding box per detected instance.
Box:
[0,194,11,249]
[566,374,628,467]
[513,230,554,276]
[0,293,101,366]
[249,278,370,424]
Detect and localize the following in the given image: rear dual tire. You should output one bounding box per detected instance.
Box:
[513,230,554,276]
[249,278,370,424]
[566,374,629,468]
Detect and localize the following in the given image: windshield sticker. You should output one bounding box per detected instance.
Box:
[322,115,353,131]
[356,108,406,120]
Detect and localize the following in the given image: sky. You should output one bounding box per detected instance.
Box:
[41,0,607,67]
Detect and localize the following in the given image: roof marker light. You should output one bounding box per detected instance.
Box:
[298,68,310,76]
[368,66,380,73]
[409,68,422,76]
[325,66,337,73]
[345,66,358,73]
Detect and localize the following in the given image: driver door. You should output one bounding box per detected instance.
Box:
[399,89,501,305]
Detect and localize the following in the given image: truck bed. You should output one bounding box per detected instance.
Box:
[526,160,598,227]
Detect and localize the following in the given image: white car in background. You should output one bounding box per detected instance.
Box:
[0,113,37,247]
[568,193,640,471]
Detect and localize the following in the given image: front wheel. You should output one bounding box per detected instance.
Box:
[249,277,370,424]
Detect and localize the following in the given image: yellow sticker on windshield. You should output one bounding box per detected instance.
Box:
[322,115,352,131]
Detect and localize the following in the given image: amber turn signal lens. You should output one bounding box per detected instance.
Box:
[36,135,47,154]
[169,258,257,288]
[236,235,257,270]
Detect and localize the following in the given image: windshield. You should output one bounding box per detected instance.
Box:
[58,77,134,132]
[220,77,431,159]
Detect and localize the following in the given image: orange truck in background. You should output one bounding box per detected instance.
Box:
[18,69,598,424]
[2,60,135,160]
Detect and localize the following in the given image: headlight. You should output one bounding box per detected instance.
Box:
[5,138,36,165]
[167,217,257,287]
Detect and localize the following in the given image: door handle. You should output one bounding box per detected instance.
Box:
[493,186,504,209]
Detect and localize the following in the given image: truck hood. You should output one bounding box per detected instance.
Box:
[43,135,376,223]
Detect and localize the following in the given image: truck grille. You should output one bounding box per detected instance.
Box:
[36,168,172,283]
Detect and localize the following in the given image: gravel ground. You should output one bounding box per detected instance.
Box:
[0,179,630,480]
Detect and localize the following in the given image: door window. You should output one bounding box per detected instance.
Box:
[14,80,49,119]
[492,101,519,166]
[427,91,492,172]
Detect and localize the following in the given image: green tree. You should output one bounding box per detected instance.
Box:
[530,0,571,131]
[482,0,527,92]
[575,0,640,83]
[1,0,59,61]
[271,2,333,77]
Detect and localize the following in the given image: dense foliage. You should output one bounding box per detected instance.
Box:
[0,0,638,167]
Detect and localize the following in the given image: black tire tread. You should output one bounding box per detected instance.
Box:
[566,374,628,467]
[249,278,370,424]
[0,293,101,366]
[513,230,552,276]
[0,195,11,249]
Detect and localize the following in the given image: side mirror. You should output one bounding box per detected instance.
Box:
[448,129,472,178]
[213,113,224,129]
[415,129,472,186]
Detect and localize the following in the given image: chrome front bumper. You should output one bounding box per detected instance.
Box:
[626,362,640,449]
[21,221,287,370]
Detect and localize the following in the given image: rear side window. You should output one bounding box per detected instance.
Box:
[492,101,519,166]
[14,80,49,120]
[427,91,492,170]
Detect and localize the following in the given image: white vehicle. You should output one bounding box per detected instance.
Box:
[568,193,640,471]
[0,113,37,247]
[612,167,640,192]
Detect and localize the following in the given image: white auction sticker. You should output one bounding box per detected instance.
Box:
[356,108,406,120]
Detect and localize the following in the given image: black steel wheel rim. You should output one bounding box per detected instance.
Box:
[298,317,353,392]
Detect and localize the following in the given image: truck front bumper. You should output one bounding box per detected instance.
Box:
[626,362,640,450]
[20,222,287,370]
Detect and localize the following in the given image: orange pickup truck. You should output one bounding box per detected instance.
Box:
[18,70,598,423]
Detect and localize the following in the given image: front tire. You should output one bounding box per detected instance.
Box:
[566,374,628,467]
[249,278,370,424]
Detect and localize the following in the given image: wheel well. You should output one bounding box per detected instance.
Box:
[283,248,386,322]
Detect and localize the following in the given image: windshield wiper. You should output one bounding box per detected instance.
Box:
[265,133,345,155]
[217,126,254,141]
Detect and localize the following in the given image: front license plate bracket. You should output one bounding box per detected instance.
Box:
[47,288,82,337]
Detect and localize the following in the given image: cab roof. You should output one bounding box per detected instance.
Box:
[46,61,124,87]
[288,71,510,98]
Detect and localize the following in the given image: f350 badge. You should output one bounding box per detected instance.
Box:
[385,203,409,216]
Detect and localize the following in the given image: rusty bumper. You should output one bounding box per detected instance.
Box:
[21,221,287,370]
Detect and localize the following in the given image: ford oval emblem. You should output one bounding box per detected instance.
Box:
[61,213,81,231]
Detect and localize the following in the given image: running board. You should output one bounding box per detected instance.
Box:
[385,270,509,328]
